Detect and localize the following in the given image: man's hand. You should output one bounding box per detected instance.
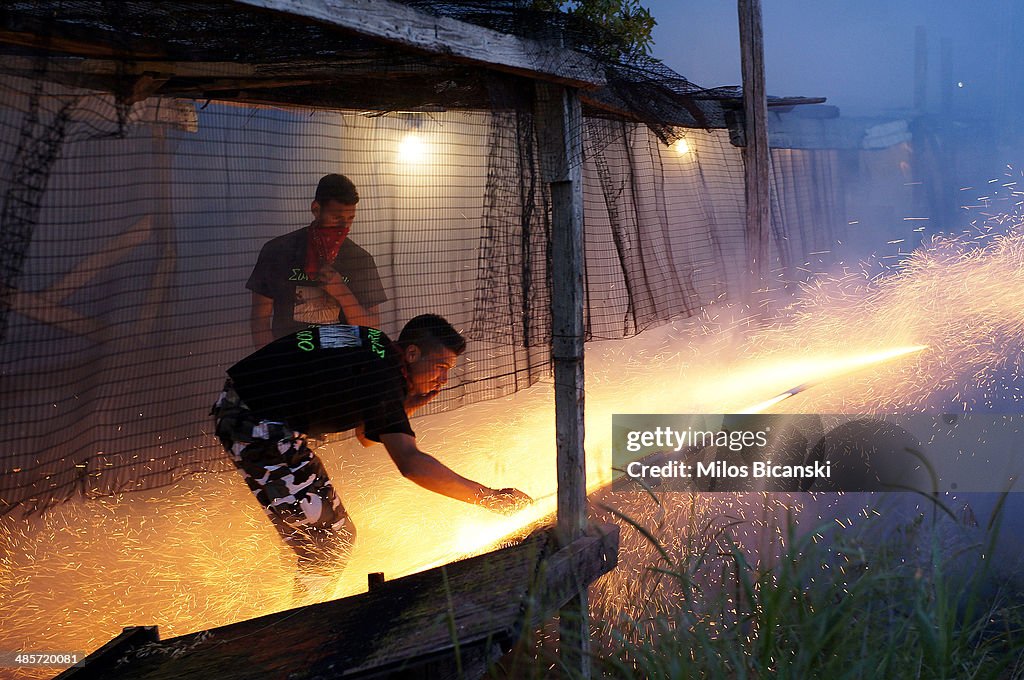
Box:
[379,433,531,512]
[316,263,381,328]
[476,488,533,514]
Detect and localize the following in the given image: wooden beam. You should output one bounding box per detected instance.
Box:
[579,89,707,129]
[54,626,159,680]
[738,0,770,298]
[766,96,827,108]
[159,78,325,93]
[232,0,606,89]
[523,524,618,625]
[534,80,589,679]
[61,525,619,679]
[0,14,166,59]
[0,56,257,80]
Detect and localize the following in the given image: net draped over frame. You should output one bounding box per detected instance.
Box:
[0,2,841,516]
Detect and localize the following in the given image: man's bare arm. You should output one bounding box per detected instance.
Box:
[318,266,381,328]
[379,432,531,512]
[250,293,275,349]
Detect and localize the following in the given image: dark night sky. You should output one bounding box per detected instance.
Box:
[642,1,1018,116]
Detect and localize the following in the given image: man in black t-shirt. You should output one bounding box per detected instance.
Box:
[211,314,530,592]
[247,174,387,348]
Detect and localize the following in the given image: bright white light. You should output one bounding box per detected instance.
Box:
[672,138,691,155]
[957,81,965,88]
[398,133,427,163]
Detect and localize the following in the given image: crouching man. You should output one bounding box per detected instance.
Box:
[211,314,531,596]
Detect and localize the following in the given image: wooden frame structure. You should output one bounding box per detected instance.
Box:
[738,0,770,298]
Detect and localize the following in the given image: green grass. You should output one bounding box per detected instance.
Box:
[497,493,1024,679]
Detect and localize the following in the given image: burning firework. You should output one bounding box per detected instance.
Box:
[740,345,928,413]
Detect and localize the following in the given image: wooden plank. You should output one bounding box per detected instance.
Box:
[54,626,159,680]
[64,524,618,679]
[766,96,827,108]
[232,0,605,89]
[524,525,618,623]
[0,57,321,94]
[738,0,770,297]
[0,14,166,59]
[534,81,590,679]
[0,56,257,80]
[0,56,458,81]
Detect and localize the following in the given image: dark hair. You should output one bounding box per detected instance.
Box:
[315,174,359,205]
[398,314,466,356]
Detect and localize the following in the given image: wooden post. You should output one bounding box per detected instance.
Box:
[738,0,770,300]
[534,81,589,679]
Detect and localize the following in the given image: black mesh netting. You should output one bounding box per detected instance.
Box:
[0,1,841,516]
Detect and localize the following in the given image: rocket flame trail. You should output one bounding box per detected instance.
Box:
[740,345,928,413]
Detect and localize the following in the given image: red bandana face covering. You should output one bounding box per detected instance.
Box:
[305,223,350,276]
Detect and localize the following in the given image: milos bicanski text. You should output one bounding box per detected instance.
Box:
[623,426,831,481]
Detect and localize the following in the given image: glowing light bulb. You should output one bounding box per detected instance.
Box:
[672,138,691,155]
[398,133,427,163]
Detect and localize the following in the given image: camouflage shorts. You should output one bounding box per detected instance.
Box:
[211,379,354,572]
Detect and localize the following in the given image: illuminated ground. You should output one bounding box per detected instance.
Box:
[2,220,1024,678]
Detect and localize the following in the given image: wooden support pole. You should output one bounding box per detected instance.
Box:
[534,81,589,679]
[738,0,770,300]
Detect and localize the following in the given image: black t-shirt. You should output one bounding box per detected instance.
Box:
[246,227,388,339]
[227,324,413,441]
